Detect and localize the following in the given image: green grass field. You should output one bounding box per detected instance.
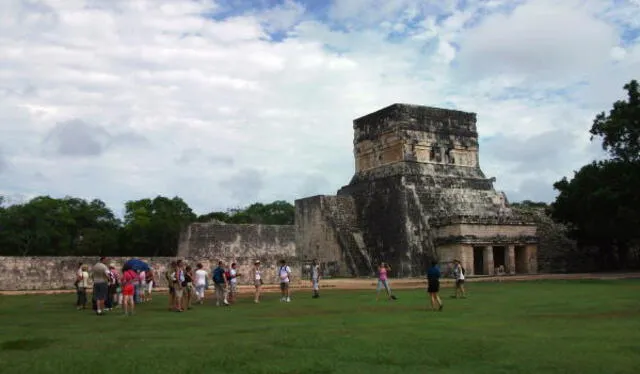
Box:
[0,280,639,374]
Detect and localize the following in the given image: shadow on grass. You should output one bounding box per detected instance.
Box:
[1,338,57,351]
[528,310,638,320]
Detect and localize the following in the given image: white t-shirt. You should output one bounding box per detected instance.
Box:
[279,265,291,283]
[194,269,207,286]
[229,269,238,285]
[455,265,465,280]
[254,269,261,280]
[139,271,146,284]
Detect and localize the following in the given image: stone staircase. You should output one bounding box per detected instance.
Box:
[325,197,375,277]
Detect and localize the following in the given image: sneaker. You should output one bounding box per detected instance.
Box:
[286,297,291,303]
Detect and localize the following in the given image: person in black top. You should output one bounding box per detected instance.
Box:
[427,261,443,311]
[183,265,194,310]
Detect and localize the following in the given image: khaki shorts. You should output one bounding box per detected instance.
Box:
[174,288,184,298]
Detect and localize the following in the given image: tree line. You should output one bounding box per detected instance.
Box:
[0,197,294,257]
[1,79,639,271]
[509,80,640,271]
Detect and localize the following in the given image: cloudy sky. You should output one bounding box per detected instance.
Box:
[1,0,639,215]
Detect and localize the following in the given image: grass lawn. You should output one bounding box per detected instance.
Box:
[0,279,639,374]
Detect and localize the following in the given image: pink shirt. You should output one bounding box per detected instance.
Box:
[123,270,137,285]
[379,268,387,280]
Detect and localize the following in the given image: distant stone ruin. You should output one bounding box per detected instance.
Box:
[295,104,538,277]
[180,104,539,278]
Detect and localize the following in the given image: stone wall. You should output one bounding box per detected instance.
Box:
[0,255,301,291]
[177,222,296,260]
[295,195,368,277]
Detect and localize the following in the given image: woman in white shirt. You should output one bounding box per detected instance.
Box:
[75,264,89,310]
[253,260,262,303]
[194,263,208,304]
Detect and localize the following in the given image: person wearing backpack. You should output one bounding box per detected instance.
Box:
[452,259,467,299]
[278,259,292,303]
[212,261,229,306]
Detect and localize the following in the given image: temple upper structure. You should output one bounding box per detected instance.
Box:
[295,104,538,277]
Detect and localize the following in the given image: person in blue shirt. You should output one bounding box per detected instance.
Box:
[427,261,443,311]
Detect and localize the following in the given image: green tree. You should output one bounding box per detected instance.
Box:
[551,79,640,270]
[121,196,196,256]
[0,196,120,256]
[590,79,640,162]
[552,160,640,269]
[197,200,295,225]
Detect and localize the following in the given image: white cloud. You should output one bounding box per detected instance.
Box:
[0,0,638,214]
[456,0,619,82]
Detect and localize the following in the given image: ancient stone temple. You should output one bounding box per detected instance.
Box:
[295,104,538,277]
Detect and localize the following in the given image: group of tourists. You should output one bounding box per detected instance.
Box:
[374,259,467,311]
[163,258,311,312]
[74,257,155,315]
[73,256,322,315]
[74,255,465,315]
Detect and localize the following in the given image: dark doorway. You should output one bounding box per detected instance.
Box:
[473,247,484,275]
[493,246,506,268]
[515,246,527,273]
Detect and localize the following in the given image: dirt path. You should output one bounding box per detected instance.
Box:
[2,272,639,296]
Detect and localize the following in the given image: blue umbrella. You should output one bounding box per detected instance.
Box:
[124,258,150,272]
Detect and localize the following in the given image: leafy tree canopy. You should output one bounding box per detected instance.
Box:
[552,79,640,270]
[0,195,294,257]
[590,79,640,162]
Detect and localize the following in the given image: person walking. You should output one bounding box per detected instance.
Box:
[375,262,395,301]
[194,263,208,304]
[145,269,154,302]
[452,259,466,298]
[75,264,89,310]
[227,263,241,304]
[253,260,262,303]
[310,259,321,299]
[212,261,229,306]
[173,260,186,312]
[121,265,137,316]
[278,259,292,303]
[427,261,443,311]
[91,257,110,316]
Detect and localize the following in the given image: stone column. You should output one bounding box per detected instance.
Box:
[507,245,516,275]
[460,244,473,275]
[526,245,538,274]
[483,246,494,275]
